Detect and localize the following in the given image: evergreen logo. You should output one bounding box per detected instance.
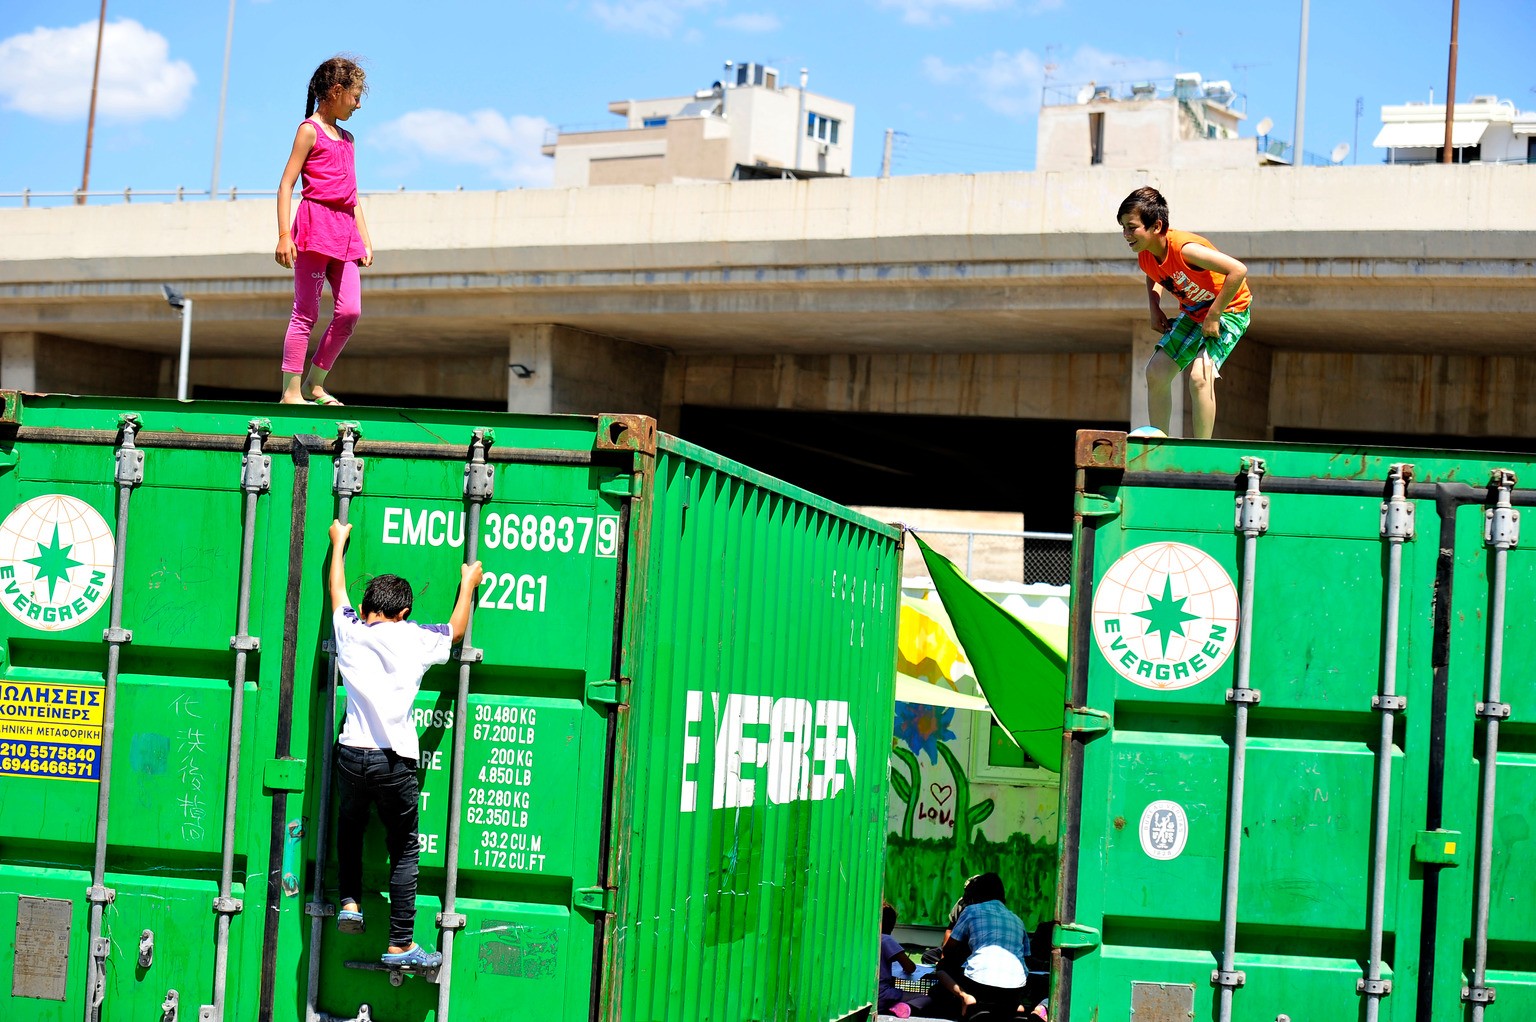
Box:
[1092,542,1238,690]
[0,496,116,632]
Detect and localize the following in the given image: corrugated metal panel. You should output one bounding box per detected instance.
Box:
[1056,432,1536,1022]
[610,434,900,1022]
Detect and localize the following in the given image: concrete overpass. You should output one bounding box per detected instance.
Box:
[1,164,1533,447]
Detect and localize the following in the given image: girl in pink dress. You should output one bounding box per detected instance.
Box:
[275,56,373,405]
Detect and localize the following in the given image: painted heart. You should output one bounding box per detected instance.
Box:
[929,783,954,805]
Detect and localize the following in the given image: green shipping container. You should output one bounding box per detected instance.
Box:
[0,393,900,1022]
[1054,431,1535,1022]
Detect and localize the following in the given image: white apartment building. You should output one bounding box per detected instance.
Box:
[1373,94,1536,164]
[1036,73,1259,172]
[541,62,856,187]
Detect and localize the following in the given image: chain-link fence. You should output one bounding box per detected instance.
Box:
[904,528,1072,587]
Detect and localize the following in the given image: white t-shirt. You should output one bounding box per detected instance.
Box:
[964,945,1027,989]
[333,606,452,760]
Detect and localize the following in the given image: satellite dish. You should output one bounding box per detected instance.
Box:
[1331,142,1350,163]
[1255,116,1273,136]
[1076,84,1095,104]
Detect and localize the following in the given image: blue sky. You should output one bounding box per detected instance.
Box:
[1,0,1531,198]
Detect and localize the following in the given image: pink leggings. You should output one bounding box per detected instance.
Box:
[281,251,361,374]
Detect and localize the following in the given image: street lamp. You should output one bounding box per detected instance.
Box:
[161,285,193,402]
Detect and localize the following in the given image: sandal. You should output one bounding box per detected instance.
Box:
[312,391,344,407]
[337,903,365,934]
[381,944,442,969]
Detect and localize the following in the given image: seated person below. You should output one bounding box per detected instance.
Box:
[931,872,1030,1017]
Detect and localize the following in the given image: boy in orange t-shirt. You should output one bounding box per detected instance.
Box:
[1117,186,1252,439]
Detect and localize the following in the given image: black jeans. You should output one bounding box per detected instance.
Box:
[334,744,421,947]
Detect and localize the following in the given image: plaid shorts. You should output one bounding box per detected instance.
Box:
[1159,308,1250,372]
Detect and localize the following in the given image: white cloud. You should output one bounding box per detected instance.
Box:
[371,109,555,188]
[589,0,723,37]
[717,12,782,32]
[924,45,1172,118]
[877,0,1014,27]
[0,18,195,121]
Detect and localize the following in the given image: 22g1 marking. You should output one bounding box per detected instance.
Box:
[483,512,620,558]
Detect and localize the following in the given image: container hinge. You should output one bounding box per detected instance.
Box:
[1380,464,1416,540]
[1412,829,1463,867]
[241,452,272,494]
[1211,969,1246,990]
[103,626,133,645]
[198,1004,217,1022]
[599,473,641,498]
[160,989,178,1022]
[263,759,307,792]
[86,885,116,905]
[463,461,495,502]
[116,415,145,487]
[436,911,467,932]
[1372,694,1406,712]
[1476,701,1511,721]
[1356,977,1392,997]
[230,635,260,653]
[457,644,484,664]
[1462,984,1497,1006]
[321,638,336,655]
[212,896,243,915]
[1064,707,1111,734]
[333,422,364,496]
[1074,491,1120,519]
[1484,469,1519,549]
[305,900,337,918]
[138,929,154,968]
[573,886,616,915]
[0,390,21,425]
[586,678,630,707]
[1052,922,1101,951]
[1235,494,1269,534]
[1226,687,1262,706]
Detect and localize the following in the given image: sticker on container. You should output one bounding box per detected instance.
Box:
[1139,799,1189,861]
[1091,542,1238,690]
[0,495,115,632]
[0,682,105,782]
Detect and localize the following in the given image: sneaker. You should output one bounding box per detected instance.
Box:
[336,906,365,934]
[381,944,442,969]
[889,1003,912,1018]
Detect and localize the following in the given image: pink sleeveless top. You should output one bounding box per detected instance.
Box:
[290,118,366,262]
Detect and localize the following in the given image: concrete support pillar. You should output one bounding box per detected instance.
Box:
[1,334,38,391]
[506,324,666,418]
[1217,338,1274,440]
[1129,320,1182,435]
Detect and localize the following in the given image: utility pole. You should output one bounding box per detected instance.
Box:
[1441,0,1461,163]
[1293,0,1309,166]
[881,129,894,178]
[794,68,808,170]
[79,0,108,204]
[210,0,237,199]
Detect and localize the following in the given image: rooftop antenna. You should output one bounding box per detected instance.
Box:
[1231,60,1268,104]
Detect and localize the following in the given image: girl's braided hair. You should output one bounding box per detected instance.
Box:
[305,55,367,118]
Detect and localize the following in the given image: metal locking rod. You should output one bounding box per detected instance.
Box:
[84,415,145,1022]
[1466,469,1518,1020]
[436,429,494,1022]
[305,423,364,1022]
[205,422,270,1022]
[1361,464,1415,1020]
[1216,456,1268,1022]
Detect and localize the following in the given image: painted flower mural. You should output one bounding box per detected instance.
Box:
[894,700,957,765]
